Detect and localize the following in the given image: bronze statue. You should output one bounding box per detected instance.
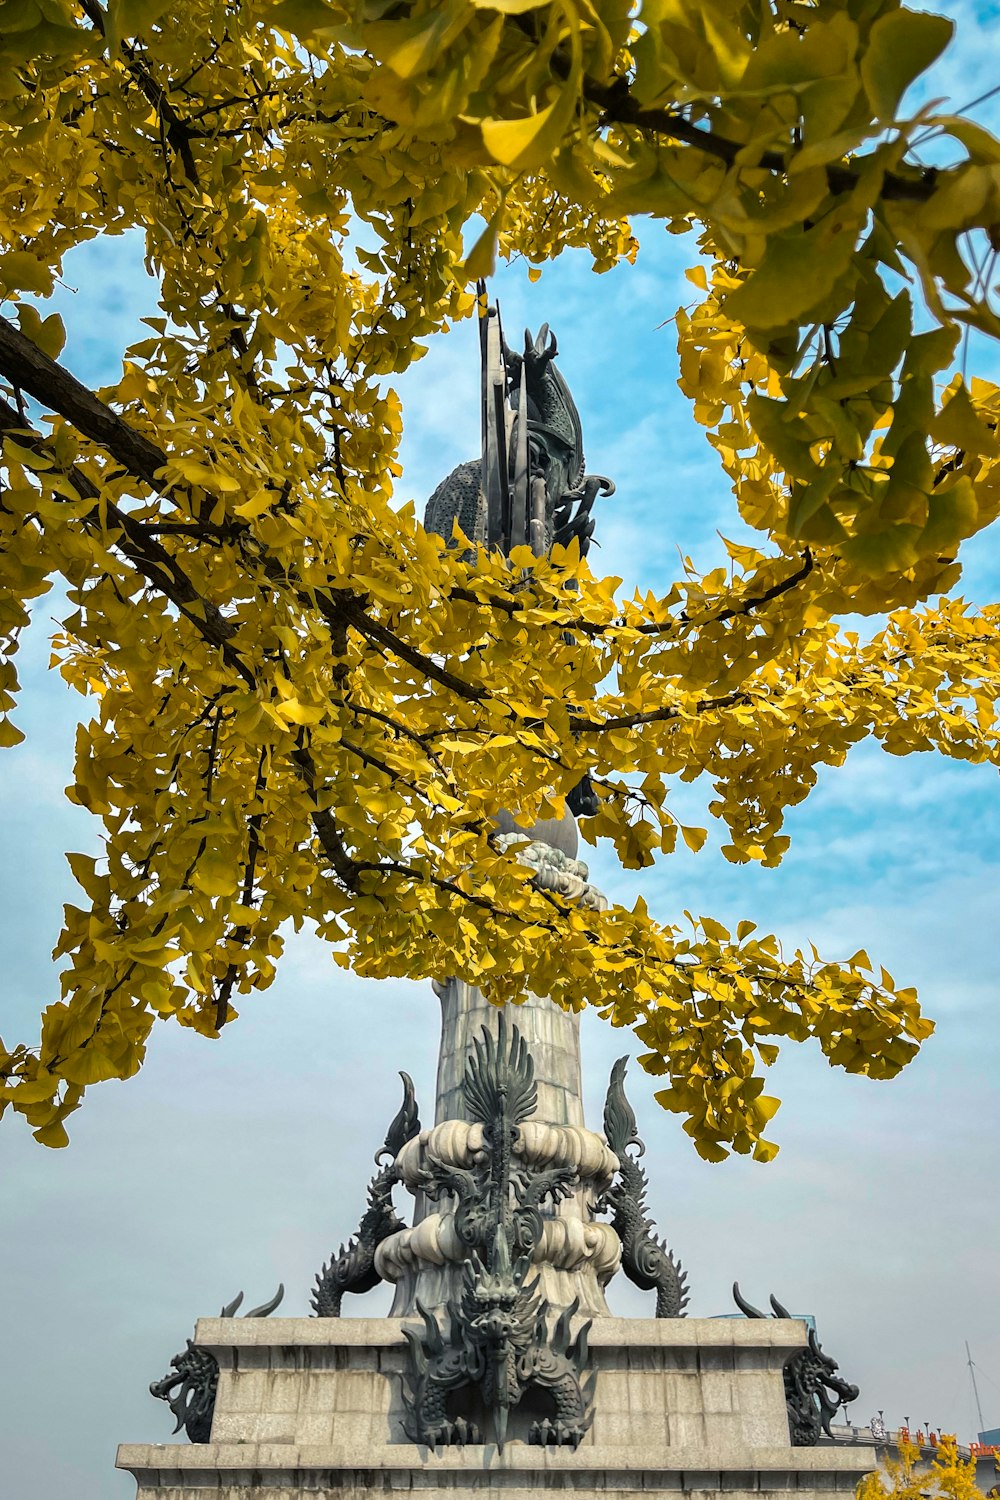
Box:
[424,292,614,562]
[424,293,614,817]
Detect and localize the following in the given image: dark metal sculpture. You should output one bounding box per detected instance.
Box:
[149,1285,284,1442]
[600,1057,689,1317]
[424,298,612,821]
[401,1013,594,1451]
[312,1070,421,1317]
[424,303,613,564]
[732,1284,860,1445]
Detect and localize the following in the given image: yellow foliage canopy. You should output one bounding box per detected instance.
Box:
[858,1437,989,1500]
[1,0,1000,1157]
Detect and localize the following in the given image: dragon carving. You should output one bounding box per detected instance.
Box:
[401,1012,594,1450]
[312,1070,421,1316]
[601,1057,689,1317]
[149,1285,284,1443]
[733,1284,860,1445]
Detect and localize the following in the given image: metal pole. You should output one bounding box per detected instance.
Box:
[967,1341,987,1434]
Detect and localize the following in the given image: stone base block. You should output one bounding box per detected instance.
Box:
[118,1442,875,1499]
[120,1317,876,1498]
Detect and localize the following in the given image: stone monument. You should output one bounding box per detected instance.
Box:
[117,296,875,1500]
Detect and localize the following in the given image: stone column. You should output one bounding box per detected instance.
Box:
[434,979,584,1128]
[375,814,622,1319]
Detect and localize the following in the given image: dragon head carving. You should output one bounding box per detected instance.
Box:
[461,1227,535,1357]
[149,1285,283,1444]
[732,1284,859,1446]
[149,1340,219,1444]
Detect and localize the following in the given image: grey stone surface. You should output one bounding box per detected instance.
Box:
[119,1316,878,1498]
[120,1439,877,1500]
[434,979,586,1127]
[192,1317,810,1352]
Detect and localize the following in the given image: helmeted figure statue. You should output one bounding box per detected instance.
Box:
[424,296,614,818]
[424,300,614,563]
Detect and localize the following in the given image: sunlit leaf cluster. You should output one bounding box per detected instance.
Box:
[858,1436,989,1500]
[1,0,999,1156]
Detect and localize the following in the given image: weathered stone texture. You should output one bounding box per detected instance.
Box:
[120,1318,877,1499]
[434,979,585,1128]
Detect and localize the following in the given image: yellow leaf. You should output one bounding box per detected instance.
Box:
[470,0,548,10]
[724,217,860,330]
[175,458,242,493]
[930,382,1000,457]
[0,251,55,296]
[234,489,274,519]
[268,0,340,40]
[861,9,953,122]
[191,850,239,897]
[363,7,473,80]
[32,1119,70,1148]
[17,304,66,359]
[462,210,502,281]
[694,1138,730,1163]
[481,41,581,171]
[59,1047,123,1085]
[274,698,326,724]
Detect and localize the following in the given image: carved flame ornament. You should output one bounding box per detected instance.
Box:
[312,1071,421,1317]
[601,1057,689,1317]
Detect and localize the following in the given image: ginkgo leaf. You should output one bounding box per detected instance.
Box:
[860,9,953,122]
[191,851,240,897]
[723,217,860,329]
[470,0,548,11]
[930,382,1000,457]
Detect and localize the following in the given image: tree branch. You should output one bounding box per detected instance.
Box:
[572,689,750,733]
[656,549,815,633]
[0,315,494,708]
[333,595,490,703]
[0,393,248,672]
[0,313,170,489]
[585,83,938,204]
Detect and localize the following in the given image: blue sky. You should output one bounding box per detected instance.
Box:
[3,7,1000,1496]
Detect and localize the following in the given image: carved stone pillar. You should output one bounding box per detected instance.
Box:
[375,815,622,1319]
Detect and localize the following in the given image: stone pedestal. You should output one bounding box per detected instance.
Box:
[117,1317,876,1498]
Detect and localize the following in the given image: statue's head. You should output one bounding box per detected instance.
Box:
[149,1339,219,1440]
[467,1289,521,1348]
